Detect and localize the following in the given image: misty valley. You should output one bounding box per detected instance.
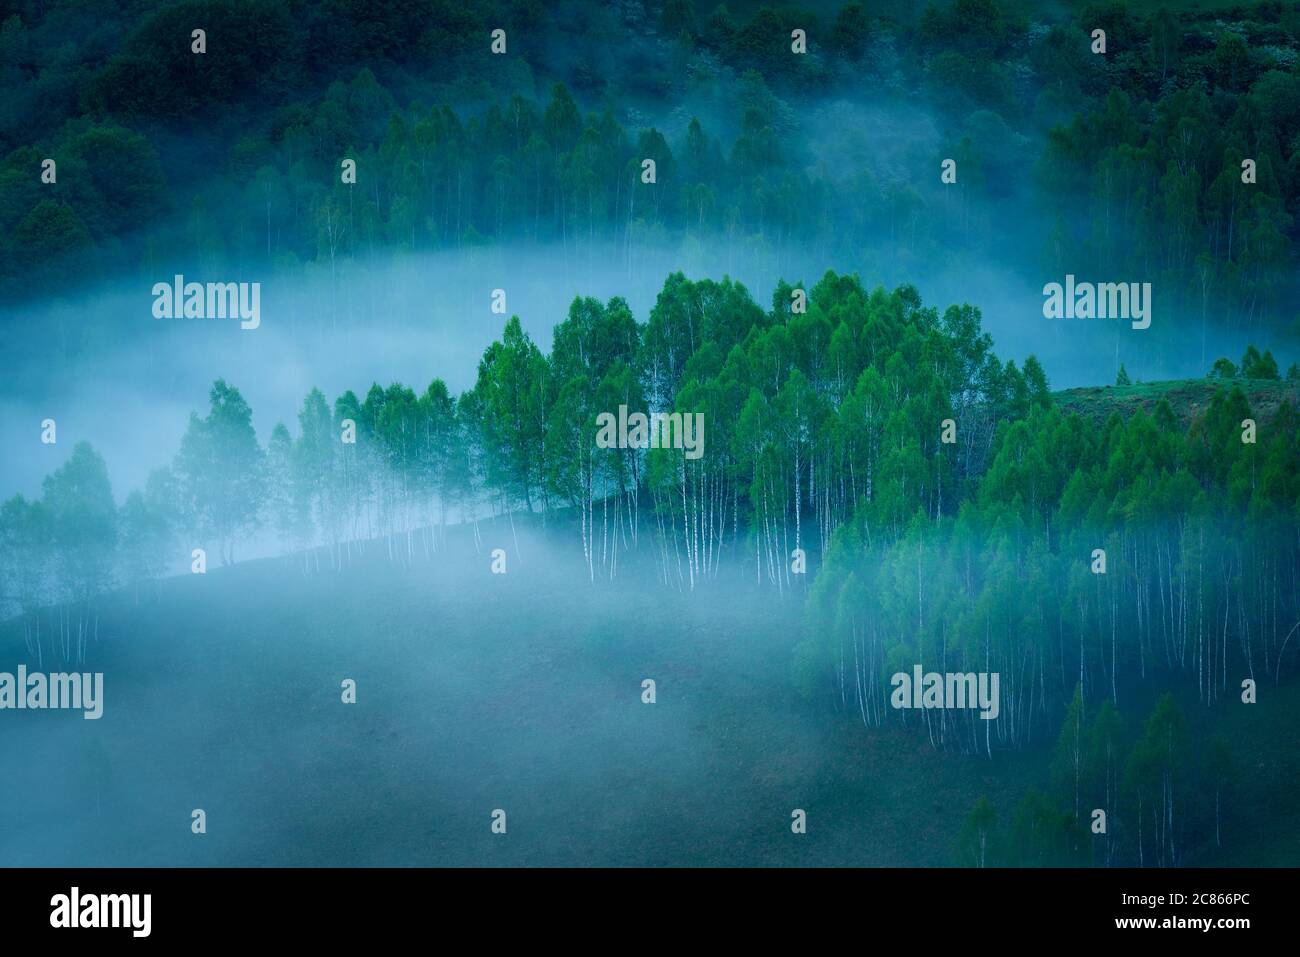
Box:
[3,268,1297,869]
[1,0,1299,882]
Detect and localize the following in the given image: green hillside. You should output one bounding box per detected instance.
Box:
[1053,377,1300,427]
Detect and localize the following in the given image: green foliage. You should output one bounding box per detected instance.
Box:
[41,442,117,602]
[956,795,997,867]
[173,379,266,565]
[959,689,1237,866]
[1211,357,1238,379]
[1240,344,1280,380]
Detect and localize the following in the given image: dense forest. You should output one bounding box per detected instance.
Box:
[2,0,1300,336]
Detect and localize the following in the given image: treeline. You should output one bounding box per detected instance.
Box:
[0,270,1046,628]
[3,1,1298,333]
[958,692,1236,867]
[1210,343,1298,381]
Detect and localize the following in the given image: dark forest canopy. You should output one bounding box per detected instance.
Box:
[2,0,1300,336]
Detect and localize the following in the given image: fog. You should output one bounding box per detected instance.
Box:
[0,519,1030,866]
[0,238,1262,504]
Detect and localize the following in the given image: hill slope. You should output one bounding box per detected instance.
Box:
[1053,377,1299,427]
[2,512,1296,866]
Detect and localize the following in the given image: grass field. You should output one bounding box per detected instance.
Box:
[1053,377,1300,427]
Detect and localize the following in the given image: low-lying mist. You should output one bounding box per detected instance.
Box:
[0,238,1268,503]
[0,517,1034,866]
